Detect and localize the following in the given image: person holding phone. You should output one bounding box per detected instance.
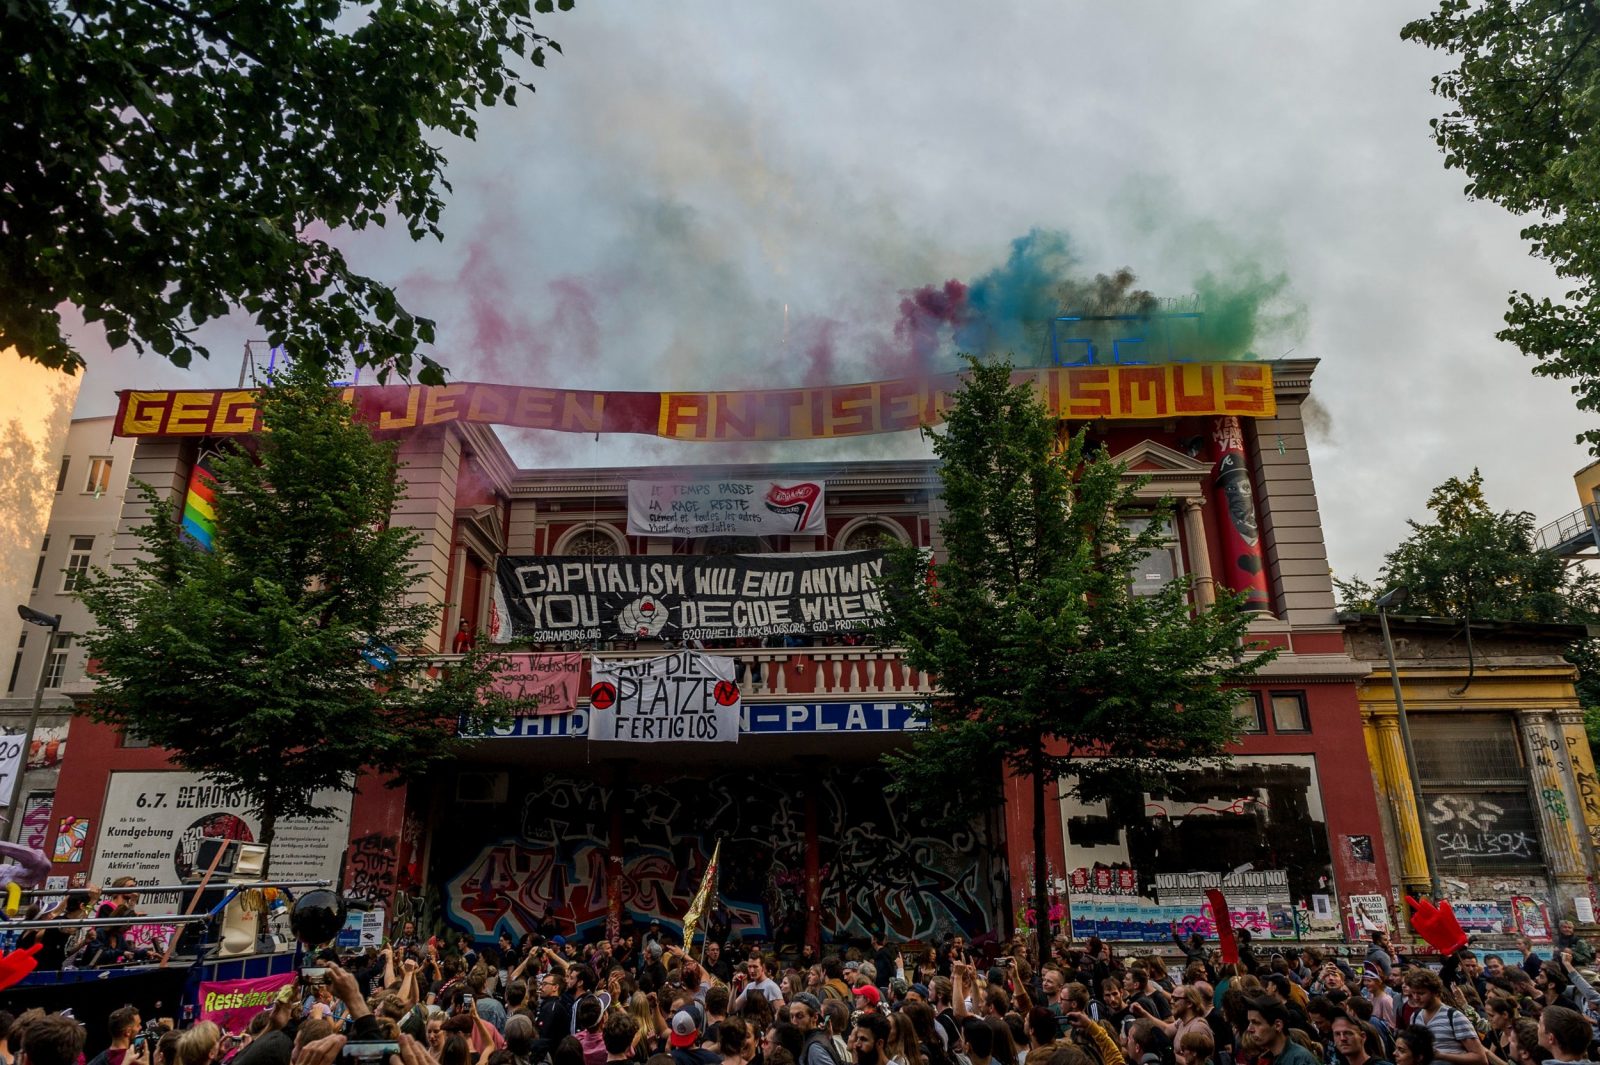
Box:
[86,1008,149,1065]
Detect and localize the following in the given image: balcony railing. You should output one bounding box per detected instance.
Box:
[459,645,934,705]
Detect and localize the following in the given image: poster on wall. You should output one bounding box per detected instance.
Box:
[26,725,67,768]
[20,793,53,852]
[493,551,883,643]
[491,653,582,715]
[89,772,352,912]
[588,653,742,743]
[627,479,826,538]
[1059,754,1338,940]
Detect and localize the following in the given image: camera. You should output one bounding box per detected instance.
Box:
[301,966,330,985]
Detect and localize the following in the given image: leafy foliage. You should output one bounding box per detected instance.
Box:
[1336,469,1600,721]
[876,358,1276,809]
[2,0,571,381]
[1403,2,1600,452]
[74,357,512,853]
[1335,470,1600,620]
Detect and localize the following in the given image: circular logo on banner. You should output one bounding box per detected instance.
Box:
[713,680,740,706]
[590,682,617,710]
[618,597,669,639]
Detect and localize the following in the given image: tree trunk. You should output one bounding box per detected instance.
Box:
[257,795,277,880]
[1032,738,1051,960]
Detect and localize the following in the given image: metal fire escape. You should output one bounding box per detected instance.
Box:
[1536,503,1600,563]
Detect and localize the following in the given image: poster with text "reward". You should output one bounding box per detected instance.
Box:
[588,652,741,743]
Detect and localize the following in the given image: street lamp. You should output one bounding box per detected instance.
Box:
[1374,587,1444,902]
[7,605,61,843]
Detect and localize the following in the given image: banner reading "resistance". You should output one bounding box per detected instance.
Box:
[493,551,884,643]
[113,363,1275,440]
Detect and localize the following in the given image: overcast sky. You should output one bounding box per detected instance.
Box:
[68,0,1597,583]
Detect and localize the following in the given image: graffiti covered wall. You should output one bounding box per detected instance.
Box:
[437,767,998,943]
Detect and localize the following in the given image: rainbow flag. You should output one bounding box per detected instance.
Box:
[181,453,218,551]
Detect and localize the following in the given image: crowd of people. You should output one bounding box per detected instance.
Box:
[14,916,1600,1065]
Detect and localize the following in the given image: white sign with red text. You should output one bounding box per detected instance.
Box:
[627,479,825,538]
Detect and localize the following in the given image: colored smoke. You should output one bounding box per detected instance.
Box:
[871,228,1304,375]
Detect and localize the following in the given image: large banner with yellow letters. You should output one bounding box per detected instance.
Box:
[114,362,1275,441]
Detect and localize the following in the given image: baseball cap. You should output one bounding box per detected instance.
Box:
[670,1004,705,1048]
[792,992,823,1014]
[843,960,861,972]
[853,985,882,1007]
[910,983,931,1000]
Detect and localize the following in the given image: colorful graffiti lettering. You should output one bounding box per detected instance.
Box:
[440,769,995,943]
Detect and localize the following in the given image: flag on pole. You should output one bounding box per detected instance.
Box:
[181,452,219,551]
[681,840,721,947]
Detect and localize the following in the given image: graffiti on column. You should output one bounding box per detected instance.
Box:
[1564,734,1600,849]
[442,767,994,943]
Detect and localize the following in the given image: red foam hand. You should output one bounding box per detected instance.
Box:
[0,944,40,991]
[1206,889,1239,964]
[1406,896,1468,955]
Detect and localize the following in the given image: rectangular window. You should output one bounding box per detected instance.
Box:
[43,633,72,689]
[6,633,24,695]
[55,456,69,493]
[31,536,49,592]
[1413,712,1545,871]
[84,456,113,496]
[1123,516,1184,597]
[1270,692,1310,732]
[61,536,93,592]
[1232,691,1265,734]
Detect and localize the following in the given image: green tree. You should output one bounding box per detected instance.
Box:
[3,0,571,382]
[75,356,512,864]
[875,358,1275,946]
[1335,469,1600,722]
[1402,3,1600,452]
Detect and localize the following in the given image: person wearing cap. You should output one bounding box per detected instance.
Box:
[821,959,852,1003]
[887,979,911,1011]
[789,993,844,1065]
[854,985,884,1012]
[668,1004,721,1065]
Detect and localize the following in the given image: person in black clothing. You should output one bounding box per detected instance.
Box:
[872,934,900,993]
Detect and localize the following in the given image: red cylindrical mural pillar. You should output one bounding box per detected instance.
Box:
[606,768,624,943]
[1208,416,1272,612]
[804,785,822,952]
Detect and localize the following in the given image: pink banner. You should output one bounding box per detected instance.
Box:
[197,973,296,1033]
[492,653,583,716]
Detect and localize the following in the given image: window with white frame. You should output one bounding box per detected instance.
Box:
[1122,515,1183,596]
[61,536,93,592]
[84,456,113,496]
[43,633,72,689]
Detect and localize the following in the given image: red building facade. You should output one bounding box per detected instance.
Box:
[47,358,1391,946]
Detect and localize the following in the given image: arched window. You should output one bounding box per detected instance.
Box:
[840,520,906,552]
[555,524,624,556]
[700,536,764,556]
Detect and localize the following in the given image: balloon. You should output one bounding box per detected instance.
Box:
[289,889,348,946]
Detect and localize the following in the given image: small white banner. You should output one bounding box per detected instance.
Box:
[0,732,24,806]
[587,652,742,743]
[627,479,826,538]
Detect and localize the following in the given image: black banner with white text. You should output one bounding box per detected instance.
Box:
[491,551,885,643]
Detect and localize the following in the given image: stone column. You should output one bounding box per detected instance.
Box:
[1369,709,1431,891]
[1180,498,1215,608]
[1518,711,1588,881]
[1555,709,1600,865]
